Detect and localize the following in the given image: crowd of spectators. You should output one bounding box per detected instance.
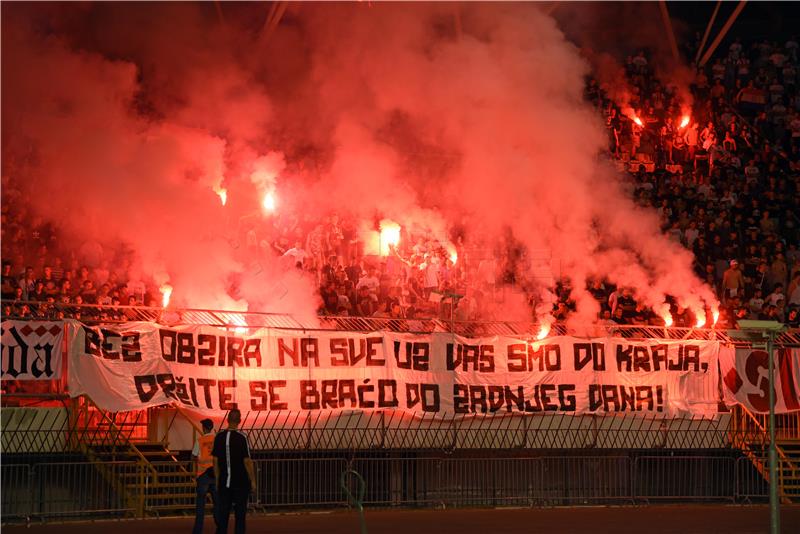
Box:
[1,36,799,329]
[582,37,800,328]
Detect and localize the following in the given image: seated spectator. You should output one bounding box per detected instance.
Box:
[1,261,18,299]
[372,300,390,318]
[356,265,380,299]
[766,284,786,307]
[81,280,98,304]
[355,286,376,317]
[748,289,765,317]
[787,307,800,328]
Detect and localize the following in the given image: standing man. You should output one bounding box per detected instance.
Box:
[192,419,217,534]
[213,409,256,534]
[722,259,746,303]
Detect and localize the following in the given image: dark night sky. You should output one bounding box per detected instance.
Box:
[663,1,800,42]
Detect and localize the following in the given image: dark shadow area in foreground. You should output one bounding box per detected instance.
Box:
[4,504,800,534]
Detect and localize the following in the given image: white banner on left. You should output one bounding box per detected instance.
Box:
[1,320,64,380]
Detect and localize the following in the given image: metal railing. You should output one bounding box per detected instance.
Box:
[2,301,305,329]
[0,453,777,524]
[2,398,795,456]
[1,461,143,523]
[234,410,735,451]
[4,300,800,344]
[736,455,770,503]
[0,405,768,454]
[634,456,736,503]
[69,396,152,447]
[245,454,755,511]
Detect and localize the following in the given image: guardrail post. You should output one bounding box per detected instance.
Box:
[379,411,386,449]
[28,465,36,522]
[137,461,146,518]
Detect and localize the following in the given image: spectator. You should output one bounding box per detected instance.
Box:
[722,260,746,301]
[766,284,786,307]
[356,265,380,299]
[1,261,18,299]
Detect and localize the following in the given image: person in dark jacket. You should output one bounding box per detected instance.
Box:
[212,409,256,534]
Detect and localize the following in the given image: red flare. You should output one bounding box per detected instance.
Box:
[536,323,551,340]
[262,191,276,213]
[694,309,706,328]
[160,284,173,308]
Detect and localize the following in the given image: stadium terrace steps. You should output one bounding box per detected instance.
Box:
[84,441,199,516]
[132,441,197,515]
[777,439,800,501]
[730,408,800,504]
[736,439,800,504]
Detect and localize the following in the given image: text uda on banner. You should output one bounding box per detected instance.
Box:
[65,320,725,416]
[2,320,64,381]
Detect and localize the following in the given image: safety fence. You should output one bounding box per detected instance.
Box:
[1,405,747,454]
[5,300,800,345]
[1,461,141,522]
[236,411,736,451]
[4,402,800,455]
[0,454,773,523]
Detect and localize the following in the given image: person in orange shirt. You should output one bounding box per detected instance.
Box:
[192,419,217,534]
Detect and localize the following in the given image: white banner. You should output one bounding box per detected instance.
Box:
[65,320,724,417]
[1,320,64,380]
[721,347,800,413]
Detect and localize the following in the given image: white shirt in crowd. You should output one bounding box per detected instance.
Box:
[356,274,380,293]
[283,247,308,263]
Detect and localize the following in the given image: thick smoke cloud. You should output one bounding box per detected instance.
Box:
[1,3,716,326]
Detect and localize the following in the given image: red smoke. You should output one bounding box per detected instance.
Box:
[1,3,717,325]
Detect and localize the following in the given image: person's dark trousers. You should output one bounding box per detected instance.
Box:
[193,471,218,534]
[215,486,249,534]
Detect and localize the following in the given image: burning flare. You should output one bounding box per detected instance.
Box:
[655,302,673,327]
[679,115,690,129]
[446,243,458,264]
[535,315,554,340]
[712,308,720,327]
[536,323,551,340]
[632,116,643,127]
[213,186,227,206]
[159,284,173,308]
[379,220,401,256]
[262,191,276,213]
[230,314,248,335]
[694,309,706,329]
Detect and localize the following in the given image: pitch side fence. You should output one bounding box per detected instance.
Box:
[0,453,775,523]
